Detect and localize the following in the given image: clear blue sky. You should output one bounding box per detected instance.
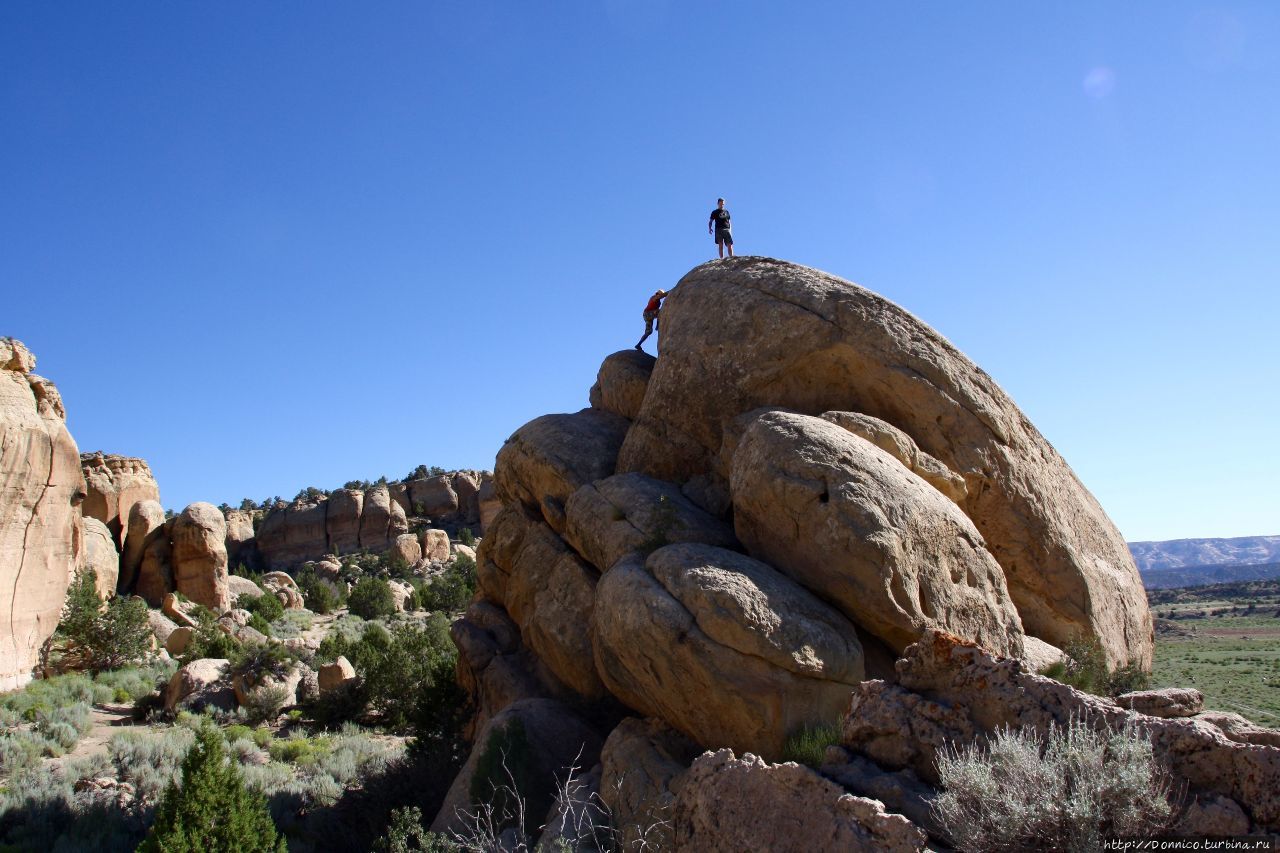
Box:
[4,2,1277,542]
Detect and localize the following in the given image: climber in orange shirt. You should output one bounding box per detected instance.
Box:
[635,290,668,351]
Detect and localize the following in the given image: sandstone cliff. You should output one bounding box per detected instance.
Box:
[80,452,160,554]
[0,338,84,690]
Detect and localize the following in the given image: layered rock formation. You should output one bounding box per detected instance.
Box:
[441,258,1158,840]
[79,452,160,553]
[0,338,84,690]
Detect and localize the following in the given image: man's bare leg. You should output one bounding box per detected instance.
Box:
[717,239,725,259]
[727,241,734,258]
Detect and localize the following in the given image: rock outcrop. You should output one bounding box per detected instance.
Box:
[79,452,160,553]
[171,502,230,612]
[614,258,1150,668]
[81,516,120,600]
[120,499,165,594]
[1,338,84,690]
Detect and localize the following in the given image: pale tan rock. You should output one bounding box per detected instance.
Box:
[172,502,230,612]
[1194,712,1280,748]
[452,543,476,562]
[165,658,235,712]
[408,475,458,519]
[135,519,174,607]
[841,631,1280,830]
[79,452,161,551]
[478,472,501,534]
[390,533,421,567]
[674,749,927,853]
[165,626,194,656]
[310,557,342,582]
[388,482,411,516]
[592,545,865,759]
[1175,794,1251,837]
[227,574,264,605]
[820,411,967,503]
[325,489,363,556]
[162,592,199,628]
[420,529,450,562]
[146,608,179,645]
[1117,687,1204,718]
[318,656,356,694]
[599,717,699,851]
[1021,635,1066,672]
[495,408,631,533]
[359,485,396,550]
[82,516,120,599]
[614,258,1151,668]
[257,499,328,570]
[0,340,84,691]
[451,471,482,525]
[732,411,1025,658]
[121,500,165,593]
[388,579,413,612]
[223,508,256,572]
[261,571,304,610]
[218,608,251,629]
[430,698,604,835]
[494,510,606,700]
[588,349,656,421]
[563,472,738,573]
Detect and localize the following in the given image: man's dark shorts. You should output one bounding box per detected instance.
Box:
[715,229,733,246]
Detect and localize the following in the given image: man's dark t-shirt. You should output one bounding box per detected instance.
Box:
[710,208,731,232]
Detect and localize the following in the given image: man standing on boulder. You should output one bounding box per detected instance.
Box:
[708,197,734,258]
[635,289,668,351]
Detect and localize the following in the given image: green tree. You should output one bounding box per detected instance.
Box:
[58,568,151,672]
[139,722,287,852]
[348,577,397,620]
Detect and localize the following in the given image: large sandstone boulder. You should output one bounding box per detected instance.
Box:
[81,516,120,600]
[614,258,1151,667]
[420,529,450,563]
[325,489,363,556]
[482,507,606,700]
[390,533,421,567]
[588,349,656,421]
[227,574,263,604]
[171,502,230,613]
[494,408,630,533]
[0,339,84,690]
[165,658,236,713]
[135,518,174,607]
[599,717,699,851]
[318,656,356,694]
[407,475,458,520]
[731,410,1025,658]
[450,601,551,737]
[563,472,738,573]
[261,571,304,610]
[121,499,165,593]
[359,485,395,550]
[257,499,328,570]
[674,749,927,853]
[592,544,865,759]
[478,472,501,534]
[79,452,160,551]
[451,471,482,525]
[223,508,257,572]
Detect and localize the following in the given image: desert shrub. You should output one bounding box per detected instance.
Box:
[95,661,175,704]
[248,612,273,636]
[0,730,54,774]
[296,567,345,615]
[270,608,314,639]
[110,726,197,800]
[243,589,285,623]
[933,717,1173,852]
[349,577,398,620]
[180,611,243,664]
[34,701,93,750]
[139,722,286,853]
[57,568,153,672]
[240,684,290,725]
[376,806,460,852]
[418,555,476,615]
[458,528,475,548]
[782,721,841,768]
[1039,636,1152,697]
[231,642,298,683]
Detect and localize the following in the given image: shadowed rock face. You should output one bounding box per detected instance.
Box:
[0,338,84,691]
[615,257,1150,668]
[79,452,160,553]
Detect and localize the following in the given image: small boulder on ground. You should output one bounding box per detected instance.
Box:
[165,658,236,713]
[318,656,357,694]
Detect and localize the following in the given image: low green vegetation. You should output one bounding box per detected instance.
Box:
[1038,635,1149,697]
[348,577,398,621]
[781,721,841,768]
[56,568,152,672]
[417,555,476,615]
[1145,579,1280,727]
